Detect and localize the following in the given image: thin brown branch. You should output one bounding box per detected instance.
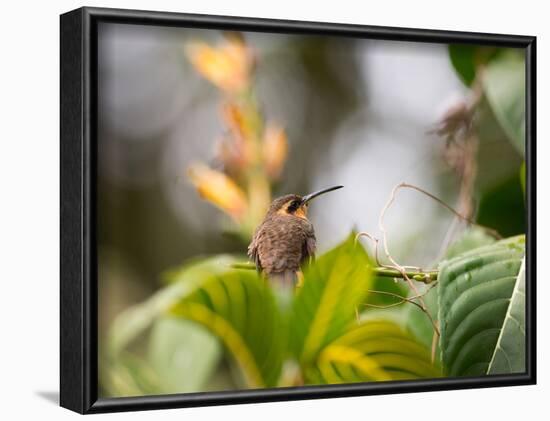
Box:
[431,321,440,364]
[362,282,440,338]
[376,191,443,337]
[355,231,383,267]
[378,183,426,302]
[399,182,501,240]
[363,289,424,311]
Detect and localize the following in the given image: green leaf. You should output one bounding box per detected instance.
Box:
[487,258,526,374]
[438,236,525,376]
[100,352,161,397]
[148,317,222,393]
[306,320,441,384]
[170,269,286,388]
[449,45,477,86]
[404,227,497,357]
[483,53,526,156]
[404,286,439,354]
[289,233,373,365]
[477,173,526,238]
[107,255,239,356]
[448,45,499,86]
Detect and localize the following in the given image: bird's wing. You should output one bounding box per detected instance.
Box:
[301,228,317,265]
[247,228,263,272]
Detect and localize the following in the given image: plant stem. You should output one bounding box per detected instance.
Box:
[230,262,438,283]
[232,262,258,270]
[373,267,438,284]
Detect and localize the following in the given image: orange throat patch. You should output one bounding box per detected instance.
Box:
[277,202,308,220]
[294,207,308,219]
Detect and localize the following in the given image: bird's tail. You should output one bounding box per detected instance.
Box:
[268,270,297,288]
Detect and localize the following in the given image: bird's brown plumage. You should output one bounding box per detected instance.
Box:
[248,194,316,285]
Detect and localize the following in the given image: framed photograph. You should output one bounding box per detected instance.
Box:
[60,7,536,414]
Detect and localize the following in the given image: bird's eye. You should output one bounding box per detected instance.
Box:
[288,200,301,213]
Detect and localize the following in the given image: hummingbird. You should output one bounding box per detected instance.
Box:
[247,185,343,286]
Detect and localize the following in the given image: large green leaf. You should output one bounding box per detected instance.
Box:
[482,53,526,156]
[170,269,286,388]
[148,317,222,393]
[306,320,441,384]
[438,236,525,376]
[487,258,526,374]
[404,227,497,355]
[289,234,373,365]
[107,255,239,356]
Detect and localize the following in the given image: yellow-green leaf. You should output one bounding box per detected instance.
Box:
[170,269,286,388]
[306,320,441,384]
[289,234,373,364]
[108,255,240,357]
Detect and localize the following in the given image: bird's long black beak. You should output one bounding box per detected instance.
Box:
[301,185,343,205]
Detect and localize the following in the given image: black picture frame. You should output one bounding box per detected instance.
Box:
[60,6,537,414]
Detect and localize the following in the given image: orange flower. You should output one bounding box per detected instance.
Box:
[220,102,261,167]
[214,137,248,175]
[188,164,248,221]
[262,125,288,179]
[185,37,253,93]
[222,102,255,143]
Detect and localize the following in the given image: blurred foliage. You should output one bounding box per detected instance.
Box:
[449,45,525,156]
[448,45,500,86]
[99,36,528,397]
[107,255,241,357]
[365,276,408,307]
[482,52,526,156]
[148,317,222,393]
[520,161,526,197]
[477,173,525,237]
[404,286,439,356]
[443,226,497,260]
[100,352,161,397]
[444,45,525,238]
